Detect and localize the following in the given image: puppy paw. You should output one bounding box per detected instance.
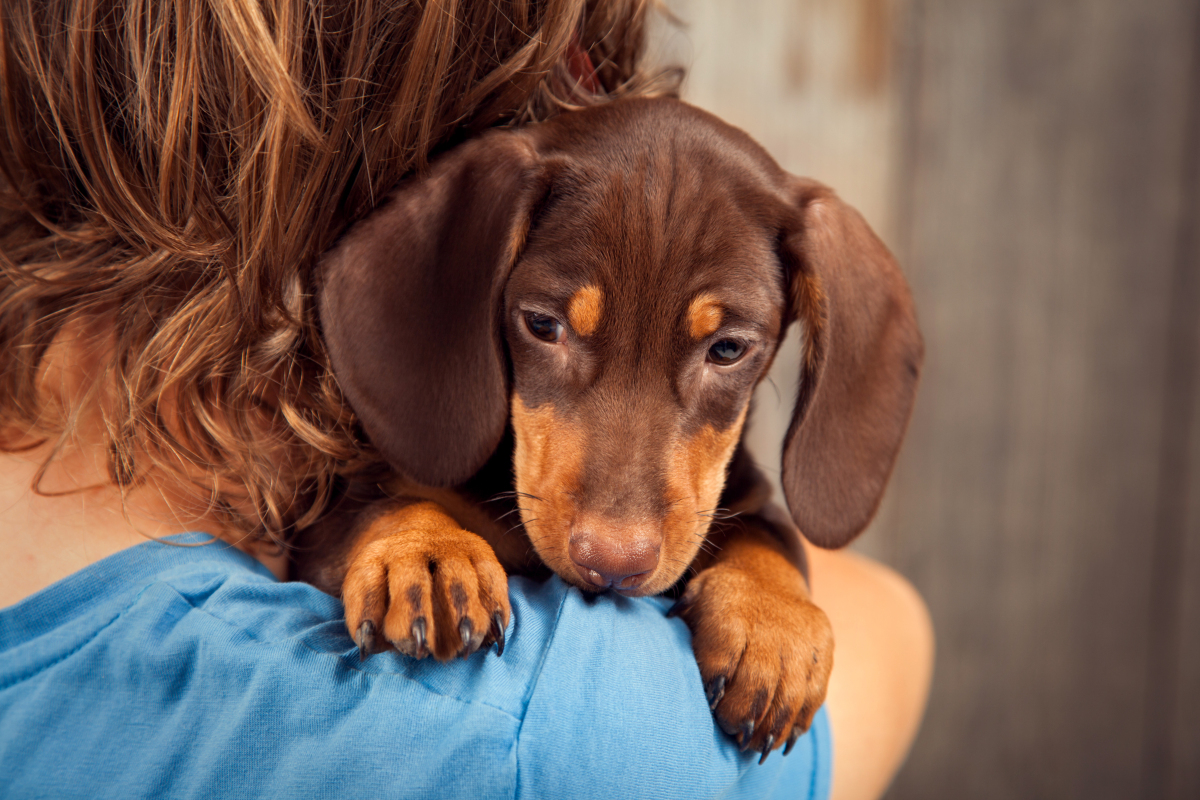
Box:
[669,564,834,762]
[343,514,510,662]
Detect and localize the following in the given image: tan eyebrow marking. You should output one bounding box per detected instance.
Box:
[687,293,724,339]
[506,212,533,269]
[567,285,604,337]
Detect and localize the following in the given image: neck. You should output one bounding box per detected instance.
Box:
[0,433,288,608]
[0,320,288,608]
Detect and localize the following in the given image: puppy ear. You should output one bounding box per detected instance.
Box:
[779,179,924,548]
[317,131,543,486]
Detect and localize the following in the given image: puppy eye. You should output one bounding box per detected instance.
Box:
[525,312,565,343]
[708,339,747,365]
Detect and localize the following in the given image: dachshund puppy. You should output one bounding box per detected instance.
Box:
[296,97,922,761]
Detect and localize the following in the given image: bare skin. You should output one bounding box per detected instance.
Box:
[809,542,935,800]
[0,332,931,798]
[0,326,285,607]
[0,435,287,608]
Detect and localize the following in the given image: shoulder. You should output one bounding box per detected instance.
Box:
[0,537,830,799]
[1,538,526,797]
[149,552,832,799]
[513,585,832,800]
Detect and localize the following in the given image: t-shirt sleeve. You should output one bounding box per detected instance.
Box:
[512,578,833,800]
[0,538,831,800]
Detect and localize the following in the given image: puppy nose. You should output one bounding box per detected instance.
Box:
[568,521,661,591]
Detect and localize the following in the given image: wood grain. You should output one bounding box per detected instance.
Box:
[659,1,1200,795]
[883,1,1200,797]
[1156,8,1200,796]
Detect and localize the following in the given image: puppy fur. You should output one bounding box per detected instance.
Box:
[294,97,923,760]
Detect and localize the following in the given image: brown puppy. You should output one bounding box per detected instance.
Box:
[296,97,922,761]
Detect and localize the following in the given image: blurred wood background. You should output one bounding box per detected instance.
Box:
[657,1,1200,797]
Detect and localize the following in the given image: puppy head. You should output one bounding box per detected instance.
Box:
[500,141,786,594]
[318,98,922,595]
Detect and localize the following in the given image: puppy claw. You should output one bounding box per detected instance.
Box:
[705,675,727,710]
[356,620,376,659]
[758,735,775,765]
[458,618,475,656]
[342,519,511,662]
[738,720,755,751]
[683,561,834,756]
[491,611,506,656]
[783,728,801,756]
[411,617,428,658]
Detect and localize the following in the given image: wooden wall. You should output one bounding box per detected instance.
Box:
[660,1,1200,797]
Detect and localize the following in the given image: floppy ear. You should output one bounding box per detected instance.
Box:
[317,131,543,486]
[780,179,924,549]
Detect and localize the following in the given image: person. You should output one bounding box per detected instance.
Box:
[0,1,933,798]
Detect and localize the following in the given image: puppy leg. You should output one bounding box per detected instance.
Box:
[343,500,511,661]
[670,520,834,762]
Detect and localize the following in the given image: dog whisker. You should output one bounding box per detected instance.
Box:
[487,490,545,504]
[494,506,523,522]
[765,375,782,404]
[695,506,740,519]
[509,518,539,536]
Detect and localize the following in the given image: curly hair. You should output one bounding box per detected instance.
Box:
[0,0,679,546]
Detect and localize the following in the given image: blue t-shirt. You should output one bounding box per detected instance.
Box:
[0,533,832,799]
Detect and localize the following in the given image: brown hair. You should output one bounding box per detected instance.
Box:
[0,0,679,545]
